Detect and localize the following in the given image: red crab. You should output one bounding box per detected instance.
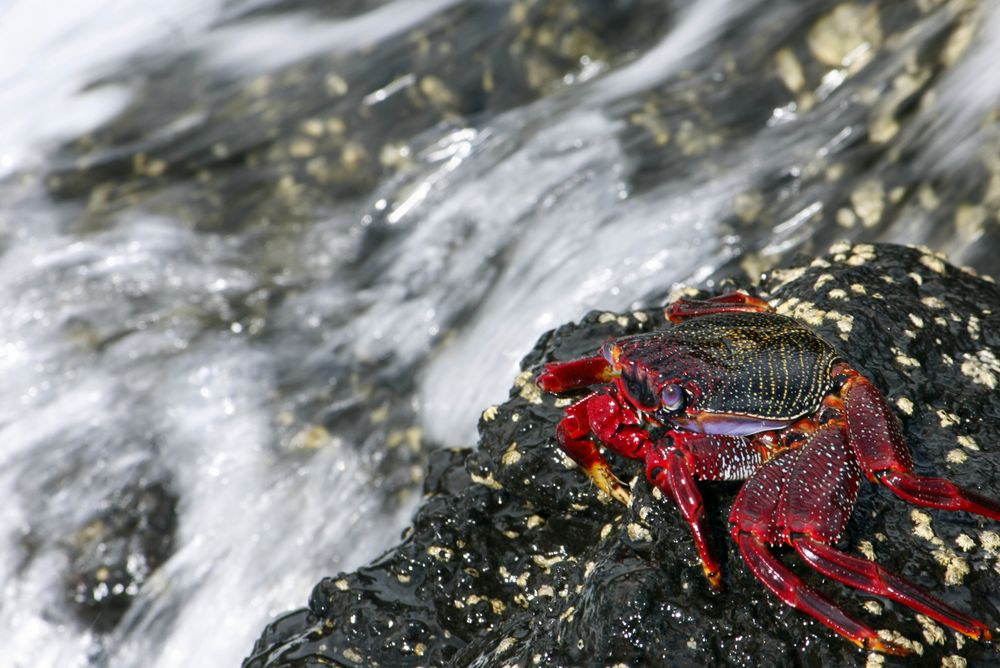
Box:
[537,291,1000,655]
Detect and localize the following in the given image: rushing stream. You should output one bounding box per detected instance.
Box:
[3,1,1000,666]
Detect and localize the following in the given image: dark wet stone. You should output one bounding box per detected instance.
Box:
[615,2,1000,279]
[246,243,1000,666]
[44,0,672,232]
[65,479,178,632]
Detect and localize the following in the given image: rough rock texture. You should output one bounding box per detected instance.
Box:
[44,0,672,232]
[64,479,178,631]
[245,243,1000,666]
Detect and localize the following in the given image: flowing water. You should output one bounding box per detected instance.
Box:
[2,1,1000,665]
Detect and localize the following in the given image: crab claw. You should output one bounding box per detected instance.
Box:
[537,355,615,393]
[553,395,635,506]
[592,467,632,506]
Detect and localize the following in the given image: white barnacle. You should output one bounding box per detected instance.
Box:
[966,315,981,340]
[960,350,1000,389]
[470,472,503,490]
[515,370,543,403]
[946,449,968,465]
[934,547,970,586]
[919,254,947,274]
[955,534,976,552]
[911,509,937,543]
[814,274,835,290]
[858,540,876,560]
[876,629,923,655]
[532,554,564,573]
[427,545,454,561]
[627,523,653,542]
[936,410,960,428]
[342,648,364,664]
[851,181,885,228]
[914,614,946,645]
[495,636,517,654]
[865,652,884,668]
[829,240,853,254]
[768,266,808,291]
[892,348,920,368]
[978,530,1000,555]
[535,585,555,598]
[921,296,946,309]
[958,435,980,451]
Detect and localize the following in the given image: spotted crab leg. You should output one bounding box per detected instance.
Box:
[646,432,764,590]
[730,426,910,655]
[842,373,1000,520]
[550,388,652,505]
[734,533,907,655]
[793,537,993,641]
[665,291,772,323]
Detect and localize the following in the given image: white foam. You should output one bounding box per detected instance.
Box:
[201,0,465,74]
[0,0,228,176]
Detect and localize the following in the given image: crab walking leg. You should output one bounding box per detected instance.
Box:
[774,423,995,641]
[793,537,993,640]
[665,291,773,323]
[877,472,1000,519]
[730,446,908,655]
[842,375,1000,520]
[734,533,908,655]
[645,433,762,590]
[554,389,652,505]
[537,355,615,393]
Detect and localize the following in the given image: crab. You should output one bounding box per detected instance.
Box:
[537,291,1000,655]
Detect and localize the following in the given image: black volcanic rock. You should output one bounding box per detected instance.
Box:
[246,243,1000,666]
[65,479,178,632]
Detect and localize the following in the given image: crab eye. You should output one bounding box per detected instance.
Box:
[660,384,685,412]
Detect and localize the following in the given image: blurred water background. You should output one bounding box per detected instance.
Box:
[2,1,1000,665]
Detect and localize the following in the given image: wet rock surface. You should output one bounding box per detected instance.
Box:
[65,480,178,632]
[45,0,672,232]
[245,243,1000,667]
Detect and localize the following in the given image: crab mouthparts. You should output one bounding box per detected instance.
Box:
[638,410,663,427]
